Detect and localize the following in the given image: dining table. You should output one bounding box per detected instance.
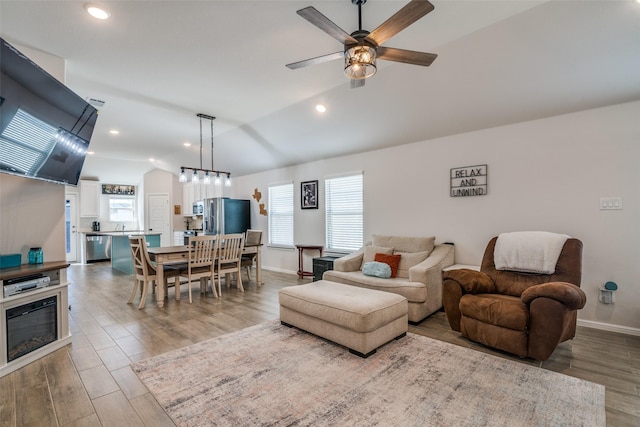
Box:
[147,243,263,307]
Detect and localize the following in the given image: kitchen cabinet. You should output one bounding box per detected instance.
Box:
[80,180,100,217]
[182,183,195,216]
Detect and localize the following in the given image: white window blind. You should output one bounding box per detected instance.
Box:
[268,183,294,247]
[325,172,363,252]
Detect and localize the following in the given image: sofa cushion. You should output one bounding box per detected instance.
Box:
[373,235,435,254]
[322,270,428,303]
[459,294,528,331]
[362,261,392,278]
[395,251,430,278]
[361,245,393,269]
[374,253,401,277]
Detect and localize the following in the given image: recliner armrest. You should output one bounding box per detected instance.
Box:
[442,269,495,294]
[521,282,586,310]
[333,248,365,272]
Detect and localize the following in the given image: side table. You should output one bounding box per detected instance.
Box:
[313,256,339,281]
[296,245,323,279]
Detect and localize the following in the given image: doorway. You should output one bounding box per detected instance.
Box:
[147,193,171,246]
[65,194,78,262]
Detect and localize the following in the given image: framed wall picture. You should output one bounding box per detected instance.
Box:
[301,180,318,209]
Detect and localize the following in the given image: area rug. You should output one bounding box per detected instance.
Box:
[131,321,605,427]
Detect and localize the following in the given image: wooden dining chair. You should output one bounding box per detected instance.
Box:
[128,236,180,309]
[178,235,218,303]
[216,233,245,296]
[241,229,262,282]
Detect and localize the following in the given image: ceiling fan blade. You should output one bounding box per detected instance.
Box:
[286,51,344,70]
[297,6,358,45]
[350,78,365,89]
[366,0,435,46]
[377,46,437,67]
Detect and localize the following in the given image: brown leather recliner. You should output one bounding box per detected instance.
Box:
[442,236,586,361]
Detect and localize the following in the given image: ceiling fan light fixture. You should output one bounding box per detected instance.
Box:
[344,45,377,80]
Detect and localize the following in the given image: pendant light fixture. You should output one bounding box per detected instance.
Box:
[179,114,230,186]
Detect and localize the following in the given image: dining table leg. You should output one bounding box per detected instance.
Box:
[156,256,165,308]
[256,247,263,286]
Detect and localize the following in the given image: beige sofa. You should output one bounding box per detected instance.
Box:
[323,235,455,323]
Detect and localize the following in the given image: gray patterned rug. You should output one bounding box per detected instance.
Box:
[131,321,605,427]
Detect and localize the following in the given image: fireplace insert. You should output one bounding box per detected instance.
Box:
[6,295,57,362]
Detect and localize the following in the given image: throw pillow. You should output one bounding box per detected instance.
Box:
[394,250,431,278]
[362,261,392,279]
[374,253,402,278]
[361,245,393,269]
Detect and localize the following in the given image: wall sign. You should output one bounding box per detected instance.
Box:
[450,164,487,197]
[102,184,135,195]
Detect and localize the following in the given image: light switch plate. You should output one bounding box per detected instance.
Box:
[600,197,622,210]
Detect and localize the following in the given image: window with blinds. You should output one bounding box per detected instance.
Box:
[325,172,363,252]
[268,183,294,247]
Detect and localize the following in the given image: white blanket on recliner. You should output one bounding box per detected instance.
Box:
[494,231,569,274]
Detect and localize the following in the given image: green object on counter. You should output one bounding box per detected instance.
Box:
[111,233,161,274]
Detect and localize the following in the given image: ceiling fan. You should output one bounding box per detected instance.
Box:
[286,0,437,88]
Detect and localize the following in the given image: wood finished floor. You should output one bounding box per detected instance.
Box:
[0,262,638,426]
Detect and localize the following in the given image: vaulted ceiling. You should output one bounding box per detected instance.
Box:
[1,1,639,184]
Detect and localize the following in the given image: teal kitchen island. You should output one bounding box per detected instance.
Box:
[110,232,161,274]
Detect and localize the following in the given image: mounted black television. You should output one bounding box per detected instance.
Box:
[0,37,98,186]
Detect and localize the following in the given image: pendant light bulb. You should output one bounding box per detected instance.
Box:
[203,171,211,184]
[225,173,231,187]
[179,168,187,183]
[214,172,222,186]
[191,170,199,183]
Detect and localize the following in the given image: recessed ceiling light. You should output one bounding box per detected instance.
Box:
[87,151,95,155]
[84,4,111,20]
[149,158,155,162]
[109,129,119,135]
[183,142,191,147]
[315,104,327,113]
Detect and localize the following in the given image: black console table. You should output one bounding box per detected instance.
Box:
[313,256,340,281]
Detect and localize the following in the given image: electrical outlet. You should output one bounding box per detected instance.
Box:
[600,197,622,210]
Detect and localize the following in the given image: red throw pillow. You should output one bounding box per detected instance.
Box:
[374,253,401,278]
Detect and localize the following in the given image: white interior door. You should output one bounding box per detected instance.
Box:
[65,194,78,262]
[148,193,171,246]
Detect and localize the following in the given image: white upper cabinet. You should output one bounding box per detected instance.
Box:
[79,180,100,217]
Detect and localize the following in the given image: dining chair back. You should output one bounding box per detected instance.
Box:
[128,236,180,309]
[216,233,245,295]
[241,229,262,282]
[179,235,218,303]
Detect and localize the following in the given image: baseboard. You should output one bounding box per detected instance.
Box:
[577,319,640,337]
[262,266,299,276]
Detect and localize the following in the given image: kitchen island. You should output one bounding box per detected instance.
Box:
[108,231,161,274]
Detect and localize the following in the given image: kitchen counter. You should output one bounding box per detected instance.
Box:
[85,230,160,236]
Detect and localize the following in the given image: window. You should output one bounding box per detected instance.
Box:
[325,172,363,252]
[109,197,135,222]
[268,183,294,247]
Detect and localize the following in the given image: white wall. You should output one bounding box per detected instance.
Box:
[235,100,640,332]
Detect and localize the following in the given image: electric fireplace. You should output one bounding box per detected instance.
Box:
[6,295,57,362]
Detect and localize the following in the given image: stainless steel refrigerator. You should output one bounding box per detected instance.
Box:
[202,198,251,235]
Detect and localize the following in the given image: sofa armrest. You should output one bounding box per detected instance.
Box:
[408,244,455,284]
[333,248,365,272]
[521,282,586,310]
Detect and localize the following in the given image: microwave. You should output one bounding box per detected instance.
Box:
[193,201,204,216]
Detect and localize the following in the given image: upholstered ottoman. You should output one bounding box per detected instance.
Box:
[279,280,408,357]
